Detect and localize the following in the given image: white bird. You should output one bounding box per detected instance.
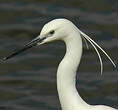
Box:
[2,18,117,110]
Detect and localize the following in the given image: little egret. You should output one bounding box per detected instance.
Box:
[1,18,117,110]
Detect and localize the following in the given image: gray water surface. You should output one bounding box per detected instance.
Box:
[0,0,118,110]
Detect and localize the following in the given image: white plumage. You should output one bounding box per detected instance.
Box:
[39,19,116,110]
[2,18,117,110]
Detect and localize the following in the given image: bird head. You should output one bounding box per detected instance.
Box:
[38,18,76,44]
[1,18,75,61]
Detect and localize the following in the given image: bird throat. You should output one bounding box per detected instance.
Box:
[57,33,90,110]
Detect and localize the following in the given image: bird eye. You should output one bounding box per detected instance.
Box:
[49,30,55,35]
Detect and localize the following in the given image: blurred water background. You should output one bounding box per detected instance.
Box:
[0,0,118,110]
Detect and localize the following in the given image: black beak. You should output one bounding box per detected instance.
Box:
[1,36,46,62]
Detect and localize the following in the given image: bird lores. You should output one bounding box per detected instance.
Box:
[1,19,117,110]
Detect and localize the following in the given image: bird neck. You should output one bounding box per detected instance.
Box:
[57,31,90,110]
